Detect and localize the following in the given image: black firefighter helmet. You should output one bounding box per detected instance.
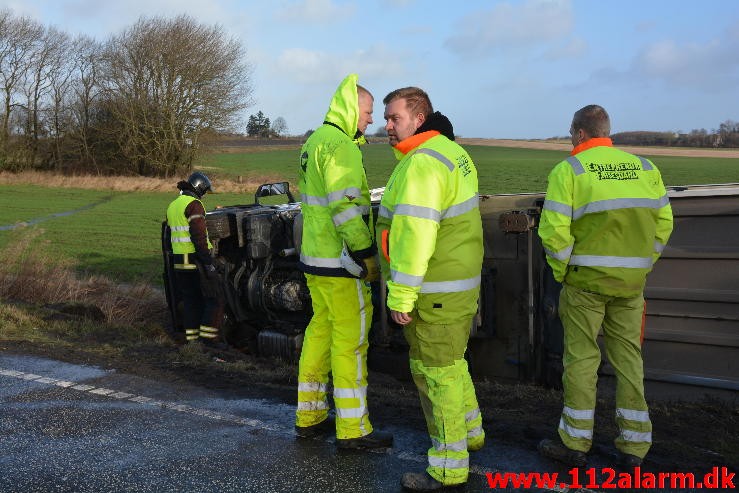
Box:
[178,171,213,198]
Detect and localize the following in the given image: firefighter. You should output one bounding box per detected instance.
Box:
[166,171,225,347]
[294,74,393,450]
[377,87,484,491]
[537,105,673,468]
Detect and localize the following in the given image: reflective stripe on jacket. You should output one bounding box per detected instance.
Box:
[376,131,483,323]
[298,73,374,277]
[538,141,673,297]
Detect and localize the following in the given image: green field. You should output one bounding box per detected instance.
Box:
[202,144,739,194]
[2,145,737,285]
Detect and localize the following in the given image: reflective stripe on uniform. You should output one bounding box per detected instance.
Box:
[298,382,328,393]
[573,195,670,220]
[428,456,469,469]
[327,187,362,203]
[335,406,367,419]
[188,214,204,221]
[391,269,424,287]
[563,406,595,420]
[170,225,189,232]
[300,193,327,206]
[395,203,441,222]
[620,429,652,443]
[638,156,653,170]
[442,195,478,220]
[465,408,480,422]
[543,199,573,217]
[302,187,363,207]
[171,237,192,243]
[654,241,666,254]
[616,408,650,422]
[416,148,455,171]
[570,255,653,269]
[432,437,467,452]
[297,401,329,411]
[299,253,342,268]
[353,277,370,436]
[376,196,478,222]
[334,386,367,399]
[421,275,480,294]
[467,425,483,438]
[545,244,573,262]
[332,205,369,226]
[559,417,593,440]
[566,156,586,175]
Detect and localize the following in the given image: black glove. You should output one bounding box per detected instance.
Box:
[361,255,379,282]
[204,263,218,280]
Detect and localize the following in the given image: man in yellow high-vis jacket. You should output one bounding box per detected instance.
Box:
[377,87,484,491]
[166,172,225,347]
[537,105,673,469]
[295,74,392,450]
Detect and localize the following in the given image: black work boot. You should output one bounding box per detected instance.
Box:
[617,452,643,468]
[295,417,334,439]
[537,438,587,467]
[401,472,465,492]
[336,430,393,450]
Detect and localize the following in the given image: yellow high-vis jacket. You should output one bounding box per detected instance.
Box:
[298,74,374,277]
[538,138,674,297]
[376,130,483,323]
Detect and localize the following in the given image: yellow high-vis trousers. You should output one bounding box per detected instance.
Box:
[296,274,373,439]
[558,283,652,458]
[404,314,484,486]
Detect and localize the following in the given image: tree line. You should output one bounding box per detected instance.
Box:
[0,10,252,177]
[612,120,739,148]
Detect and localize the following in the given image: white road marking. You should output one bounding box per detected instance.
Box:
[0,366,585,492]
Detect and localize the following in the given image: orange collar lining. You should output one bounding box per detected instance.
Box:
[571,137,613,156]
[394,131,440,155]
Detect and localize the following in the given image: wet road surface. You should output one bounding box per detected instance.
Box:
[0,353,595,492]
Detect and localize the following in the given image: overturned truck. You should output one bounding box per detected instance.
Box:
[163,182,739,397]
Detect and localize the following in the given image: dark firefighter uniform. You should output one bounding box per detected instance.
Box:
[166,175,224,343]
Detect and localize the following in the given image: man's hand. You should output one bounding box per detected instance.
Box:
[361,255,379,282]
[390,310,412,326]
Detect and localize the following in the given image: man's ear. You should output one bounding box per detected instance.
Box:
[415,112,426,129]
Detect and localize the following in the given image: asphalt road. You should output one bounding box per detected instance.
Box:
[4,352,721,493]
[1,352,570,493]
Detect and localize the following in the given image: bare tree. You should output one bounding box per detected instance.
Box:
[20,26,71,167]
[0,11,44,168]
[67,35,104,172]
[271,116,288,137]
[100,14,253,176]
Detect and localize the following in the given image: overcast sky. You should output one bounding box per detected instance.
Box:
[4,0,739,139]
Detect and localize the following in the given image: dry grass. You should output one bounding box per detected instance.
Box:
[0,170,266,194]
[0,229,167,328]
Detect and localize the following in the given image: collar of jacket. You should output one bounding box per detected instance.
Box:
[180,190,200,199]
[323,120,367,146]
[571,137,613,156]
[393,130,440,156]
